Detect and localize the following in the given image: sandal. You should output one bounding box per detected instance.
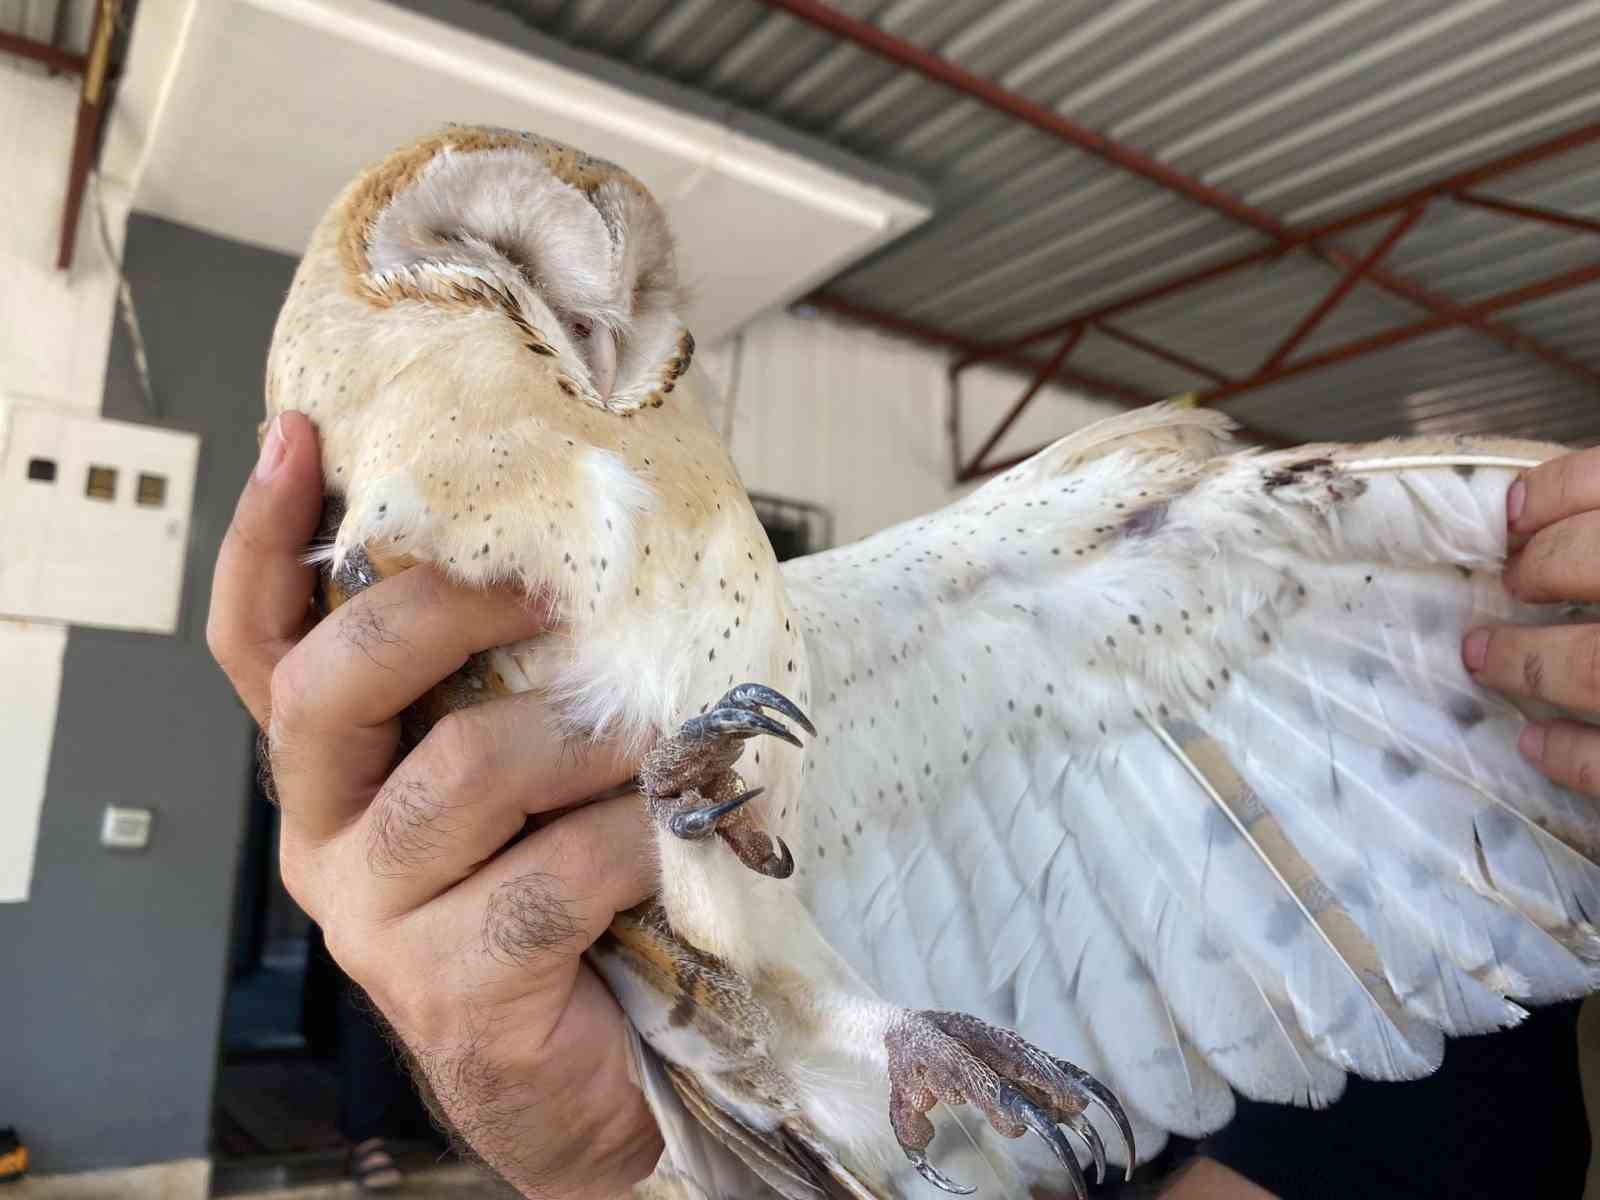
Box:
[349,1137,404,1191]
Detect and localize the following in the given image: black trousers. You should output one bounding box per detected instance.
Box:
[1204,1000,1590,1198]
[304,924,438,1145]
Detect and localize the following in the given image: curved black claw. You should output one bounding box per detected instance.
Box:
[752,835,794,879]
[1000,1085,1087,1200]
[1068,1063,1136,1173]
[682,707,802,749]
[723,683,817,737]
[1061,1108,1107,1186]
[667,788,763,840]
[905,1149,975,1196]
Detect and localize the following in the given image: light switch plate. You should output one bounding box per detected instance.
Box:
[101,804,153,850]
[0,398,201,634]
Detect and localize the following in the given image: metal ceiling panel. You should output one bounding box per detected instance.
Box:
[456,0,1600,447]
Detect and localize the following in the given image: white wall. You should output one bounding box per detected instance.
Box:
[0,59,127,900]
[700,309,1128,547]
[0,67,124,414]
[0,44,1120,900]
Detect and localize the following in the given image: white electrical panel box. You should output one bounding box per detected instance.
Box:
[0,400,200,634]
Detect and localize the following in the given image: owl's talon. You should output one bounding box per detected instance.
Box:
[747,833,793,878]
[905,1149,974,1196]
[1001,1085,1089,1198]
[1061,1105,1107,1185]
[886,1010,1130,1197]
[721,683,816,737]
[1077,1066,1136,1174]
[641,683,810,878]
[684,706,802,749]
[668,788,763,840]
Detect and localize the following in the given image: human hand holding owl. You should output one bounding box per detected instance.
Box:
[1464,443,1600,793]
[207,411,662,1199]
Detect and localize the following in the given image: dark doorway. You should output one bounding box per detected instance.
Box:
[212,740,443,1194]
[752,493,833,562]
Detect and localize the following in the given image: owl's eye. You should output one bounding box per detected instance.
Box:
[558,312,618,401]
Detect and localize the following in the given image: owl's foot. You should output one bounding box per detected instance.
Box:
[640,683,813,879]
[885,1010,1134,1199]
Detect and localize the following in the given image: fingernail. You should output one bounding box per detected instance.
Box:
[255,415,286,481]
[1519,724,1546,764]
[1507,478,1526,527]
[1462,628,1489,672]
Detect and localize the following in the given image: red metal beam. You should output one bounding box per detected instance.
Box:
[961,327,1084,481]
[0,30,87,74]
[1094,321,1230,385]
[760,0,1600,394]
[755,0,1294,243]
[966,260,1600,483]
[1453,192,1600,238]
[57,0,118,271]
[1330,243,1600,391]
[1196,260,1600,407]
[981,122,1600,358]
[946,361,964,483]
[1260,206,1425,374]
[809,295,1294,470]
[1305,123,1600,243]
[808,295,1154,407]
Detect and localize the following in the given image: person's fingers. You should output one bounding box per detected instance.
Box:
[1462,622,1600,712]
[332,691,641,919]
[207,412,323,724]
[1503,510,1600,604]
[1518,720,1600,799]
[267,568,553,843]
[1507,446,1600,549]
[273,567,554,732]
[365,792,655,1027]
[449,791,654,972]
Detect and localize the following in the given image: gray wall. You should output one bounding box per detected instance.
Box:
[0,215,295,1172]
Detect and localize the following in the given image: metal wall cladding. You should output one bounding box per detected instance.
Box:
[0,0,62,44]
[492,0,1600,445]
[0,0,98,56]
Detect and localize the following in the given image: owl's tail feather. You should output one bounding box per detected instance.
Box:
[599,904,887,1200]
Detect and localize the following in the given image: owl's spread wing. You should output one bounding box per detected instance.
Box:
[779,404,1600,1163]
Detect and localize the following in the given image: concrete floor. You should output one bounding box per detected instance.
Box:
[12,999,1600,1199]
[223,1163,514,1199]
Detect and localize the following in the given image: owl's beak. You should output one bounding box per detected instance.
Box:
[585,323,618,402]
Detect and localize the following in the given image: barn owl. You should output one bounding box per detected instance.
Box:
[266,127,1600,1199]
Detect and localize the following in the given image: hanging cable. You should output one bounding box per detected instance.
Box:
[90,168,158,418]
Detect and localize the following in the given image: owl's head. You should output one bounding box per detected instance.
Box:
[268,126,750,639]
[314,125,691,414]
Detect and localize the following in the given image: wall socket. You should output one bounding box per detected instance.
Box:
[100,805,153,850]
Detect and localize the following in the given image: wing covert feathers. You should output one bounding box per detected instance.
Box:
[782,403,1600,1169]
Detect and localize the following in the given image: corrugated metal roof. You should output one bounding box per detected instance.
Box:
[469,0,1599,446]
[0,0,64,50]
[0,0,97,57]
